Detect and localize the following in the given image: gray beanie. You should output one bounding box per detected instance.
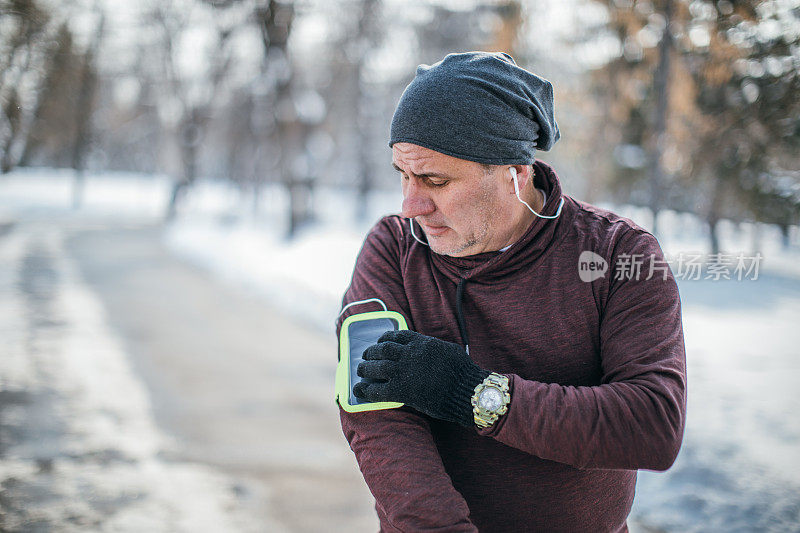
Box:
[389,51,559,165]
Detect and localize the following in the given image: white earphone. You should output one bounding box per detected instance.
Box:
[510,166,522,196]
[509,167,563,220]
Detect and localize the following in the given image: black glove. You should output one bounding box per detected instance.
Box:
[354,330,490,427]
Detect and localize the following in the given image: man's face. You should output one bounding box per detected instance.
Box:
[392,142,515,257]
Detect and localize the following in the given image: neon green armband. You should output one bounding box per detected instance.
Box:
[336,310,407,413]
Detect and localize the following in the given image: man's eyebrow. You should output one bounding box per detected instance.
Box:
[391,162,451,179]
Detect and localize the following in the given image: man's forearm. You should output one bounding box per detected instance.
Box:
[483,372,685,471]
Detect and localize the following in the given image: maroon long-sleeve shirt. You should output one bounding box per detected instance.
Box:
[337,161,687,532]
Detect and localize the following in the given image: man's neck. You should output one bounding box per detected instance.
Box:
[496,184,544,251]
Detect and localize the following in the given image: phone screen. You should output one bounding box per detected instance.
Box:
[346,317,399,405]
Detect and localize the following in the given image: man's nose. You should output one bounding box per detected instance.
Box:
[401,180,435,219]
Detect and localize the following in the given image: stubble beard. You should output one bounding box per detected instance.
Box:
[430,233,479,257]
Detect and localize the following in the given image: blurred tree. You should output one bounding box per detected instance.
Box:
[255,0,329,239]
[647,0,673,237]
[71,5,105,208]
[414,4,497,64]
[322,0,385,222]
[89,44,163,174]
[485,0,523,55]
[254,0,304,237]
[145,0,242,220]
[687,1,800,251]
[17,1,105,202]
[0,0,57,173]
[351,0,382,222]
[17,22,82,168]
[591,0,800,251]
[220,86,261,213]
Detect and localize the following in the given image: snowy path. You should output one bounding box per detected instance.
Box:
[0,216,376,532]
[0,218,274,531]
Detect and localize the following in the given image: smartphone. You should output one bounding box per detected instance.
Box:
[336,310,407,413]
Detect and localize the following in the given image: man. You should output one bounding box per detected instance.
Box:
[337,52,686,532]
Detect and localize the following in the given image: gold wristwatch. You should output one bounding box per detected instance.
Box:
[471,373,511,428]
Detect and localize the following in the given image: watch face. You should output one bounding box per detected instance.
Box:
[478,387,504,412]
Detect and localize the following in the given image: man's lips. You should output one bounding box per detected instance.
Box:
[419,221,450,236]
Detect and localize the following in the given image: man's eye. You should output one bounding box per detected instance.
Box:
[429,180,448,187]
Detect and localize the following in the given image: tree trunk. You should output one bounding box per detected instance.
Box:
[708,216,720,256]
[165,110,202,221]
[751,222,762,254]
[71,11,105,209]
[1,90,22,174]
[252,182,262,219]
[647,0,673,238]
[707,174,724,255]
[166,182,186,221]
[779,223,790,249]
[356,159,370,222]
[353,0,380,223]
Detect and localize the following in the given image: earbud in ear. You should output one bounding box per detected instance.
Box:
[508,165,565,220]
[509,167,520,196]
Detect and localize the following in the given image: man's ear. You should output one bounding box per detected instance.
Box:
[507,165,532,195]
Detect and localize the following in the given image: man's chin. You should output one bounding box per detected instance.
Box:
[427,236,476,257]
[426,236,454,256]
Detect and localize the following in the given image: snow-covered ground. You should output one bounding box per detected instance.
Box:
[2,168,800,531]
[0,219,278,531]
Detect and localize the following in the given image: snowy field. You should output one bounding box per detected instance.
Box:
[2,168,800,531]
